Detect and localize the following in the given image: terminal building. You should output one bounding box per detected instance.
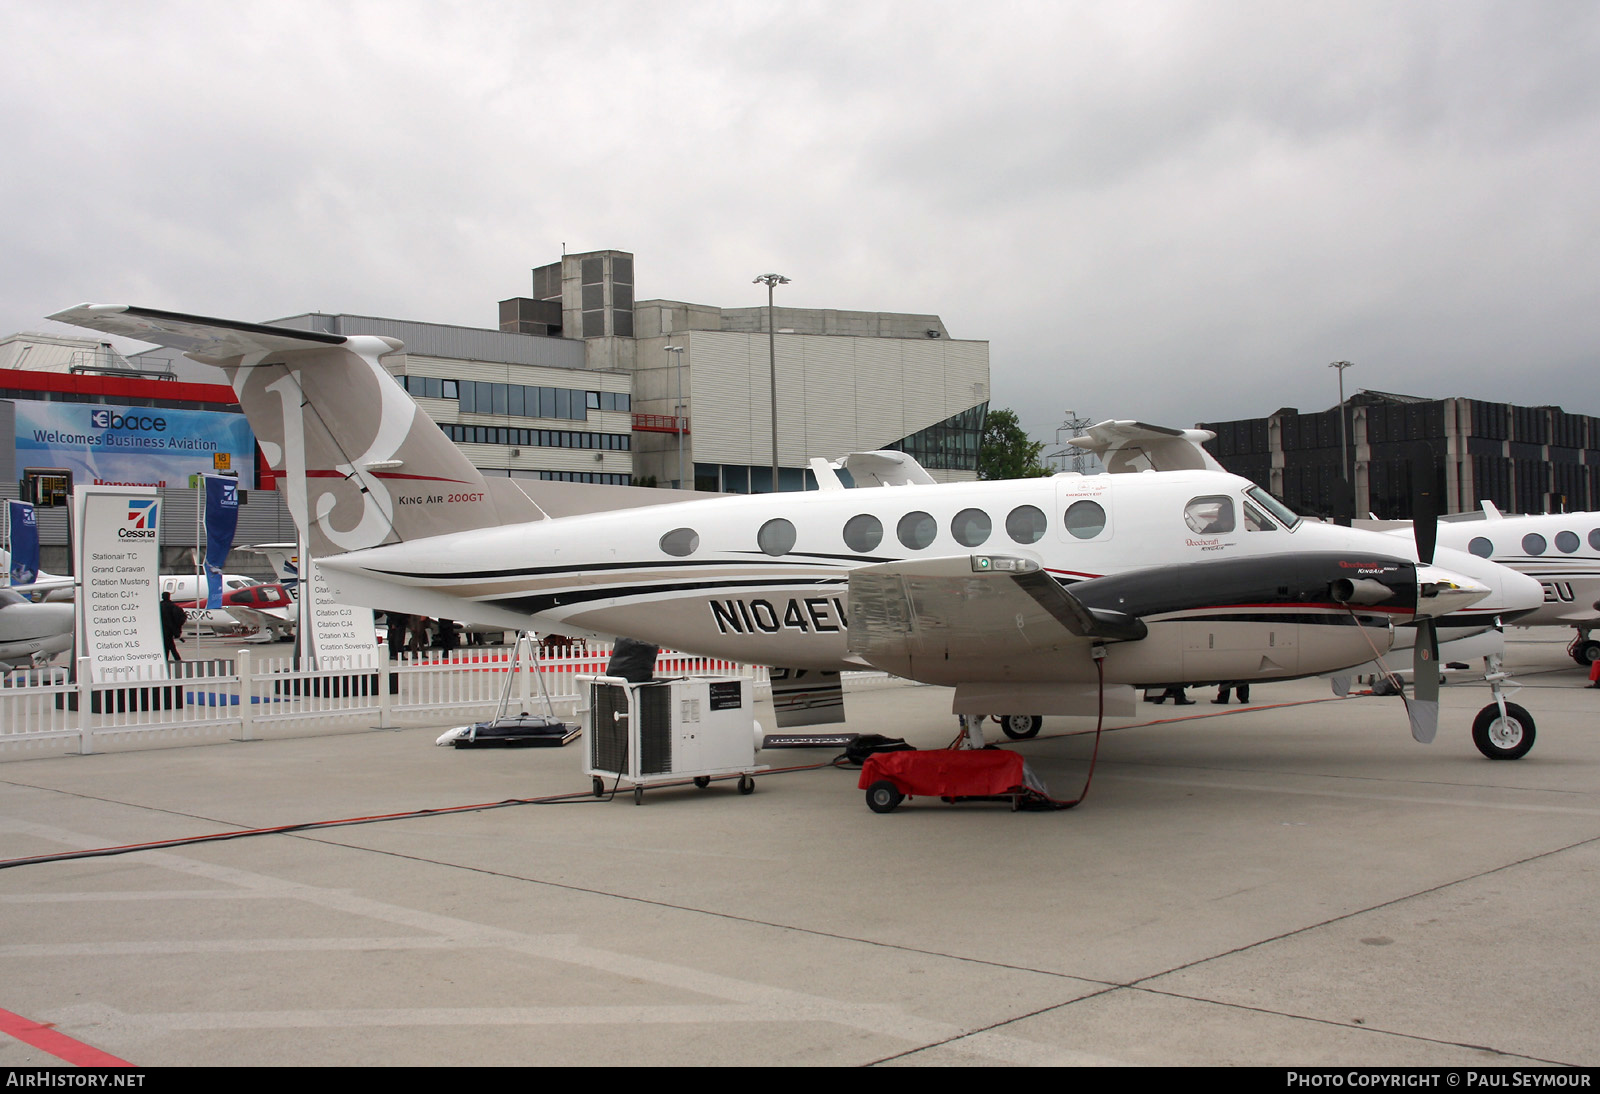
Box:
[3,248,990,571]
[1200,391,1600,519]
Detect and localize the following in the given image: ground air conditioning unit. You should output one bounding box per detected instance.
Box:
[579,675,766,804]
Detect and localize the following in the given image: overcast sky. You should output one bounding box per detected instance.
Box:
[4,0,1596,452]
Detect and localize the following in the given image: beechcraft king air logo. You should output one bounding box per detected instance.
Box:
[121,498,158,539]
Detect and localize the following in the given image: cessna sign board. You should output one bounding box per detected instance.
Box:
[73,486,167,681]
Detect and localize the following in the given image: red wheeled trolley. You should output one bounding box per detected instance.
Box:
[859,749,1042,813]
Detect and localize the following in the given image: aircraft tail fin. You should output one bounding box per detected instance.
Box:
[49,305,543,558]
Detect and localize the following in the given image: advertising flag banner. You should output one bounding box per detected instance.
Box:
[7,500,39,586]
[203,475,240,608]
[73,486,167,682]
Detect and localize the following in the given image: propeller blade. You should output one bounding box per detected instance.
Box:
[1408,617,1440,744]
[1330,675,1352,698]
[1412,440,1438,566]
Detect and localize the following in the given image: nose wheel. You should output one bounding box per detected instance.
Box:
[1472,702,1535,760]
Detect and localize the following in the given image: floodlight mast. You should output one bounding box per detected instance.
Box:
[663,345,685,489]
[1330,360,1354,512]
[753,273,790,492]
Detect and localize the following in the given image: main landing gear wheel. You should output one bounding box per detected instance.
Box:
[1472,702,1535,760]
[1571,640,1600,667]
[693,776,711,789]
[996,714,1042,740]
[737,774,755,795]
[866,780,903,814]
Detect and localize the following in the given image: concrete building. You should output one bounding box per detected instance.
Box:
[1201,391,1600,518]
[500,248,991,491]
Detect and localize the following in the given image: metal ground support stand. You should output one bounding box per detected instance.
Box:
[501,631,563,724]
[578,673,768,804]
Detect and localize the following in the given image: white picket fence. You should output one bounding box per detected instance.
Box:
[0,644,840,758]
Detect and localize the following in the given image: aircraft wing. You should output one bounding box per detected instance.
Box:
[847,555,1145,677]
[47,304,345,361]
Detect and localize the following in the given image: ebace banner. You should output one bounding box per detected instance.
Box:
[16,401,256,490]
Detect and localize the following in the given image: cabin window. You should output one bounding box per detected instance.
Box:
[660,528,699,557]
[1245,486,1300,530]
[1468,537,1493,558]
[843,514,883,553]
[758,518,797,556]
[1184,496,1234,535]
[951,508,991,548]
[1591,529,1600,551]
[897,511,937,550]
[1243,502,1277,532]
[1556,531,1580,553]
[1064,500,1108,540]
[1522,533,1547,556]
[1005,505,1046,544]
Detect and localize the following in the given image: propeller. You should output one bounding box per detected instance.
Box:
[1407,441,1440,743]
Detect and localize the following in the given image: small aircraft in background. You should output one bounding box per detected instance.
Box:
[157,573,298,642]
[0,548,76,669]
[0,586,74,669]
[51,305,1547,760]
[1425,503,1600,666]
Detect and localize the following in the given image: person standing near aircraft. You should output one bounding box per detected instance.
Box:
[1214,681,1250,704]
[160,592,187,662]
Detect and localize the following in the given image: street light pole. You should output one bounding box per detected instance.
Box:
[1330,360,1354,515]
[753,273,790,492]
[663,345,685,489]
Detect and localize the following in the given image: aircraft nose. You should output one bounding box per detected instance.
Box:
[1414,564,1491,620]
[1497,565,1546,620]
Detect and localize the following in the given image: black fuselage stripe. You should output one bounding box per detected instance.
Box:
[487,577,845,616]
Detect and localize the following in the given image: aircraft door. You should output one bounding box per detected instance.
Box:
[1054,479,1113,545]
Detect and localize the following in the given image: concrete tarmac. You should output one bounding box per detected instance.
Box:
[1,629,1596,1067]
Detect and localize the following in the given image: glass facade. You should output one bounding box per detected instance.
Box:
[883,403,987,472]
[440,424,631,451]
[400,375,629,419]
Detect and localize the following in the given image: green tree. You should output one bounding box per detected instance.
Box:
[978,408,1051,481]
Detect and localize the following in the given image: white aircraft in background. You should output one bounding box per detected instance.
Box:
[0,548,76,668]
[0,586,74,668]
[157,573,298,641]
[1427,503,1600,666]
[52,304,1547,761]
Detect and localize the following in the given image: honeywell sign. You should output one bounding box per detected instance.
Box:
[73,486,168,682]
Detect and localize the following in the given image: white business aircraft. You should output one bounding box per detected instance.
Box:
[0,549,75,668]
[0,587,74,668]
[157,573,298,640]
[1430,503,1600,665]
[50,305,1546,760]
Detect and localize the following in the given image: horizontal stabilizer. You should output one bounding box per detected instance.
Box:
[48,304,345,361]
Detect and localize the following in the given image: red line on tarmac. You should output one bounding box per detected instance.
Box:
[0,1006,131,1067]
